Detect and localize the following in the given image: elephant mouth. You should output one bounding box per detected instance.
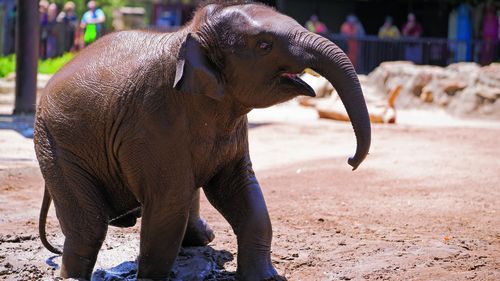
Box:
[279,71,316,97]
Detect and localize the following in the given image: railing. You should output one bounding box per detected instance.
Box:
[327,34,500,74]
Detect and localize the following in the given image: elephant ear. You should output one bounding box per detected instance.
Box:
[174,33,224,100]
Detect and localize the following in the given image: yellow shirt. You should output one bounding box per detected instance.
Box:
[379,26,400,39]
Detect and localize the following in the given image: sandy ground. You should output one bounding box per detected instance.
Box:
[0,101,499,280]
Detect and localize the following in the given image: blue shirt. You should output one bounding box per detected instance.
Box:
[81,9,105,24]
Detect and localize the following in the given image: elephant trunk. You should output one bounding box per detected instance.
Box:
[298,31,371,170]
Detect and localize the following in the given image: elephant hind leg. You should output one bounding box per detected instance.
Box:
[40,158,109,279]
[54,176,109,280]
[182,189,215,247]
[60,224,107,279]
[36,120,109,279]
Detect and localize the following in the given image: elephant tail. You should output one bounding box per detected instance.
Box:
[39,186,62,254]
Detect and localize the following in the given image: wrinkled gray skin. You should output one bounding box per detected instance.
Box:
[35,2,371,280]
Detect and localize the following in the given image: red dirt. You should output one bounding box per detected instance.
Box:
[0,103,499,280]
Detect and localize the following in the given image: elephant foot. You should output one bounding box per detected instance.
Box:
[235,250,287,281]
[236,272,287,281]
[182,217,215,247]
[262,276,287,281]
[262,275,288,281]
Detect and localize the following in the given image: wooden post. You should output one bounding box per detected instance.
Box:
[14,0,39,114]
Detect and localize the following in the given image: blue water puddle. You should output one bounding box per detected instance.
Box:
[0,114,35,138]
[92,261,136,281]
[45,256,60,270]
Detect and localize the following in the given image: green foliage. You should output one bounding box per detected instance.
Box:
[0,53,75,78]
[0,55,16,78]
[38,53,75,74]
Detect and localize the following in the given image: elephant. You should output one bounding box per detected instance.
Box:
[35,1,371,280]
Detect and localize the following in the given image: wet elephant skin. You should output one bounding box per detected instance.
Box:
[34,1,371,280]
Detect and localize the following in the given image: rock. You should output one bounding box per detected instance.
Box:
[475,86,500,100]
[366,61,498,118]
[477,63,500,88]
[448,88,480,115]
[420,91,433,103]
[489,98,500,117]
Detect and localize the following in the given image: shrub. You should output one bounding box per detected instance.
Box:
[0,55,16,78]
[0,53,75,78]
[38,53,75,74]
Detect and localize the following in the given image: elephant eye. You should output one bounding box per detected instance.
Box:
[257,41,273,52]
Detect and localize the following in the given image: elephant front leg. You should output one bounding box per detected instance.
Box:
[136,189,193,280]
[204,157,285,281]
[182,189,215,247]
[123,151,196,280]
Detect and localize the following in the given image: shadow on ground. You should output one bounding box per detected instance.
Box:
[46,247,235,281]
[0,114,34,138]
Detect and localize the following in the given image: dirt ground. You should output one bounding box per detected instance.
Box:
[0,102,499,281]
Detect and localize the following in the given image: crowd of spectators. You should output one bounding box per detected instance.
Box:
[5,0,498,67]
[306,2,499,69]
[307,13,424,67]
[38,0,105,59]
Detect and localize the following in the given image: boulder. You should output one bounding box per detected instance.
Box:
[299,60,500,119]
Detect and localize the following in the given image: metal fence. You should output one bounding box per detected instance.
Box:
[327,34,500,74]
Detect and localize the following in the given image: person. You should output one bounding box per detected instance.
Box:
[81,1,106,46]
[39,0,49,58]
[57,1,78,52]
[341,14,365,70]
[455,3,472,62]
[45,3,59,58]
[402,13,422,38]
[480,3,499,65]
[378,16,400,39]
[402,13,423,63]
[305,14,328,34]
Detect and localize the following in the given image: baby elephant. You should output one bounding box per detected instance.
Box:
[35,1,371,280]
